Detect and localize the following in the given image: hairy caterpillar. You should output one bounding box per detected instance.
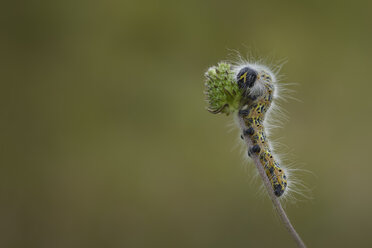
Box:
[204,61,287,197]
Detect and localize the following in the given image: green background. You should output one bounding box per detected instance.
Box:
[2,0,372,247]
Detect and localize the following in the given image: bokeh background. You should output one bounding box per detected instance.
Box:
[2,0,372,247]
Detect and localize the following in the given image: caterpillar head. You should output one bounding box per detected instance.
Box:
[236,65,275,97]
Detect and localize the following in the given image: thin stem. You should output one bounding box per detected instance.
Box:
[238,116,306,248]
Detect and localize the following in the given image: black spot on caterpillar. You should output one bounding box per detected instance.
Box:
[244,127,255,136]
[251,145,261,153]
[238,109,250,116]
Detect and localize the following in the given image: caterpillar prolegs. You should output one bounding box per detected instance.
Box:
[204,62,287,197]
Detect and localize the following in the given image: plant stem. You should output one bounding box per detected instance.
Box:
[238,116,306,248]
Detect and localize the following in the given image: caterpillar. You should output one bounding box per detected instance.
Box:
[204,61,287,197]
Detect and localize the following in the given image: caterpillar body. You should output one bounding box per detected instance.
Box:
[204,61,287,197]
[237,66,287,197]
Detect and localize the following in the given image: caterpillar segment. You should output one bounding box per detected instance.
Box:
[237,67,287,197]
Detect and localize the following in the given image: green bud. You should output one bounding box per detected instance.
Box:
[204,62,242,115]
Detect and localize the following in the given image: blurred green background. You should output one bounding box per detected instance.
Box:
[1,0,372,247]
